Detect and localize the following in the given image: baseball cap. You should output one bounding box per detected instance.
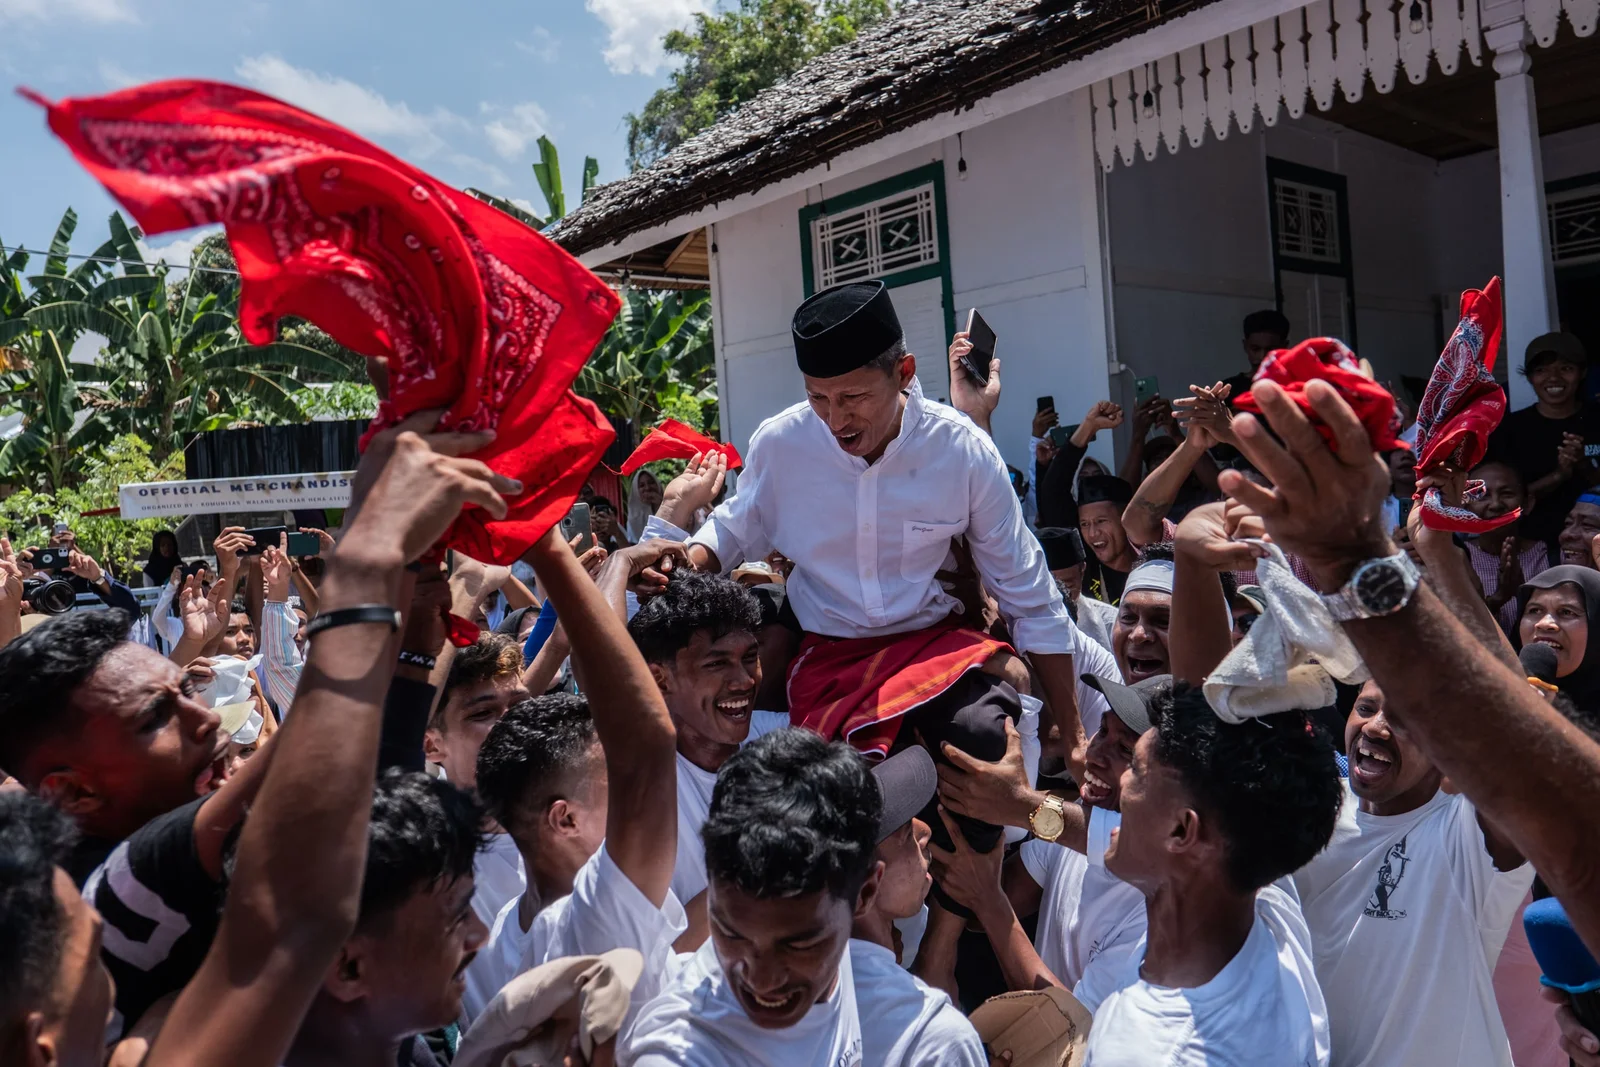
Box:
[872,745,937,843]
[1082,673,1171,735]
[747,583,787,629]
[1525,331,1587,369]
[1234,585,1267,615]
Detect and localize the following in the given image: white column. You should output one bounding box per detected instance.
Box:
[1485,9,1558,411]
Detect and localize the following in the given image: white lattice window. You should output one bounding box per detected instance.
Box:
[811,184,939,289]
[1274,179,1342,264]
[1549,185,1600,267]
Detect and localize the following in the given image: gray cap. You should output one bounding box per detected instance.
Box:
[872,745,937,843]
[1083,673,1172,735]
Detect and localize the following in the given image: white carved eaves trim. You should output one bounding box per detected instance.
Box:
[1087,0,1521,173]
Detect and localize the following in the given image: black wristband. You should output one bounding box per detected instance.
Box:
[305,605,401,640]
[398,649,437,670]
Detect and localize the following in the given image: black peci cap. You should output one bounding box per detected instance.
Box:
[792,280,904,378]
[1037,527,1087,571]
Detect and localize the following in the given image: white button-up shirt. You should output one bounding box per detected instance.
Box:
[690,380,1077,655]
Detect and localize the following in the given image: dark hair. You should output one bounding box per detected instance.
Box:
[434,633,521,730]
[0,792,78,1024]
[359,770,486,929]
[591,499,617,515]
[475,695,598,834]
[864,338,908,375]
[1153,685,1341,893]
[1470,458,1524,490]
[703,728,880,901]
[1243,309,1290,339]
[1077,475,1134,509]
[1136,541,1176,566]
[627,572,763,665]
[0,611,130,781]
[1219,569,1239,606]
[229,598,249,617]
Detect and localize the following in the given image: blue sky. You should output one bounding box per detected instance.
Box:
[0,0,713,265]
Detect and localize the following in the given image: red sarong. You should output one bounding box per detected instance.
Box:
[787,623,1010,757]
[26,80,619,565]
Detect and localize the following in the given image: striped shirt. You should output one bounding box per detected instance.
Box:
[1465,540,1550,634]
[259,599,303,717]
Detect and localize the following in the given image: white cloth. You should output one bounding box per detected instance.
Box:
[627,472,653,543]
[1292,783,1533,1067]
[520,844,688,1027]
[198,654,262,708]
[1067,627,1120,742]
[623,938,862,1066]
[456,832,527,1025]
[1021,808,1145,989]
[849,940,986,1066]
[669,710,789,905]
[1203,542,1366,723]
[461,891,537,1025]
[689,379,1077,655]
[1075,880,1330,1067]
[1075,595,1118,659]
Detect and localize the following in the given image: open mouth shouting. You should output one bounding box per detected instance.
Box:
[1531,634,1565,657]
[715,695,753,723]
[1123,655,1165,682]
[194,738,233,795]
[1080,768,1116,806]
[834,429,865,451]
[1349,735,1398,789]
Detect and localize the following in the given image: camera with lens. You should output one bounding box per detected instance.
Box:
[22,546,77,616]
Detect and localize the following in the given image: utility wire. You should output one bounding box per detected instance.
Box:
[0,245,241,277]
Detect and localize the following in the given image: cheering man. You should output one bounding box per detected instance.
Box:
[685,282,1084,902]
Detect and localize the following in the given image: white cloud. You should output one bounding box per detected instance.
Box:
[585,0,710,76]
[0,0,133,23]
[515,27,559,63]
[138,229,221,271]
[235,54,469,160]
[483,102,550,161]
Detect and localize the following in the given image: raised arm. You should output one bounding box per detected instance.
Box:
[525,532,680,906]
[1223,378,1600,954]
[1169,502,1255,684]
[145,422,516,1067]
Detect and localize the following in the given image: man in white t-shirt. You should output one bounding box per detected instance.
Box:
[847,745,987,1066]
[623,729,883,1066]
[624,570,788,944]
[458,542,687,1027]
[1074,684,1341,1067]
[1292,680,1532,1067]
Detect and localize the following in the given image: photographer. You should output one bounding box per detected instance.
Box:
[16,532,140,621]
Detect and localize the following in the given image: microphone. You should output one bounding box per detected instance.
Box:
[1524,896,1600,1034]
[1521,642,1560,694]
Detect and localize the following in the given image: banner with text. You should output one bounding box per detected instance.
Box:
[119,472,356,518]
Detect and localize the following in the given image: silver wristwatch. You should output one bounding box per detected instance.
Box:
[1321,552,1422,622]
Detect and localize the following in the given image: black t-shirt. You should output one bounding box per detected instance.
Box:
[1084,559,1128,606]
[87,796,221,1037]
[1486,404,1600,543]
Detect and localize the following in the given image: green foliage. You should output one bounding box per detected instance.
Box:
[576,289,718,439]
[0,434,184,574]
[467,134,599,229]
[625,0,892,169]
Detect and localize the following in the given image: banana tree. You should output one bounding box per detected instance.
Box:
[576,289,715,432]
[466,135,599,228]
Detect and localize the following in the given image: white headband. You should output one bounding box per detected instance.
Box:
[1123,559,1175,596]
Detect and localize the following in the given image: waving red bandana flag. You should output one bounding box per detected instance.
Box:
[616,418,742,477]
[1235,337,1403,455]
[23,79,619,564]
[1410,278,1512,533]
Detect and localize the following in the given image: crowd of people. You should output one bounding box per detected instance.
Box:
[5,278,1600,1067]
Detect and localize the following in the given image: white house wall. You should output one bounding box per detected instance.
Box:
[710,89,1114,476]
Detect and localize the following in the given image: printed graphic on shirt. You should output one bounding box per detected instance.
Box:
[1363,836,1411,920]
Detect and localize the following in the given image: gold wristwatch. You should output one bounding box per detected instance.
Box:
[1028,793,1068,842]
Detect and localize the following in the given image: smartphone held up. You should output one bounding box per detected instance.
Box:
[959,309,997,386]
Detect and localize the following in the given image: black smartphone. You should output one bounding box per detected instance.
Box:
[1037,395,1055,413]
[285,531,321,557]
[238,526,290,556]
[960,309,997,386]
[31,547,70,571]
[560,503,594,555]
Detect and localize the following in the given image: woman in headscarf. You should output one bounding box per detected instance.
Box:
[141,529,181,588]
[1518,565,1600,713]
[624,468,665,542]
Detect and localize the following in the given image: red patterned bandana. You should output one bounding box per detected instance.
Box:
[616,418,742,476]
[1235,337,1403,455]
[25,80,619,564]
[1411,277,1511,534]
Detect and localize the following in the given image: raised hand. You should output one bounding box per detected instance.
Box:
[660,451,728,526]
[344,430,522,567]
[1172,382,1235,448]
[1557,432,1585,476]
[345,408,499,528]
[0,538,23,614]
[1031,404,1059,439]
[1176,501,1265,573]
[64,546,107,587]
[949,330,1002,430]
[609,541,691,597]
[261,536,293,602]
[571,535,610,578]
[299,527,337,559]
[1071,399,1123,448]
[178,573,227,647]
[1218,378,1393,589]
[213,527,254,583]
[927,806,1005,916]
